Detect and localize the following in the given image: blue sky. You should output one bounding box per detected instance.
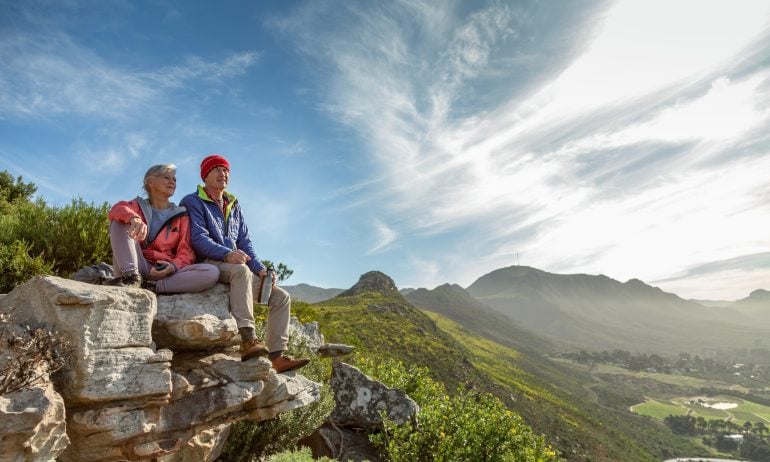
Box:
[2,0,769,300]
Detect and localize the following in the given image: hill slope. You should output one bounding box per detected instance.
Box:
[310,272,707,461]
[405,283,557,354]
[466,265,769,353]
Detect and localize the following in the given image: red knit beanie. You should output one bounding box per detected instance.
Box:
[200,155,230,180]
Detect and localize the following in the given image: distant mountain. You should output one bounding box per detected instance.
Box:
[406,283,556,353]
[465,265,769,354]
[282,283,343,303]
[727,288,770,324]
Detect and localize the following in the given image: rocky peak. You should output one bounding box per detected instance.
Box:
[339,271,400,298]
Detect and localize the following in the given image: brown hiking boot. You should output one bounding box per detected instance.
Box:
[271,355,310,373]
[240,339,268,362]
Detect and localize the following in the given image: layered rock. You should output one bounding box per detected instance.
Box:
[153,284,237,350]
[0,276,320,462]
[0,381,69,461]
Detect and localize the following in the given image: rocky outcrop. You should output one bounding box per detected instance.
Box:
[338,271,402,298]
[0,276,320,462]
[306,362,417,462]
[0,381,69,461]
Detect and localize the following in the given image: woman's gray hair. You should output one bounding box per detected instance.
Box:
[143,164,177,195]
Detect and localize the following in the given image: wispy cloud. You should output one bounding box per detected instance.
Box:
[149,51,261,88]
[0,29,260,121]
[276,0,770,296]
[367,218,398,255]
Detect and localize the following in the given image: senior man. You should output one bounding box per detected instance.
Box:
[180,154,309,373]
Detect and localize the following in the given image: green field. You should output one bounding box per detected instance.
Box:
[632,395,770,425]
[631,399,688,420]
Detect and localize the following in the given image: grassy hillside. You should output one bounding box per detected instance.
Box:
[310,288,708,461]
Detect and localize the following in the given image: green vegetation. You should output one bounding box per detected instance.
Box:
[263,448,333,461]
[355,356,557,461]
[310,291,709,461]
[632,396,770,426]
[663,414,770,458]
[632,399,688,420]
[0,171,112,292]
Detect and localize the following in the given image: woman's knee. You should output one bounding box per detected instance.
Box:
[201,264,220,288]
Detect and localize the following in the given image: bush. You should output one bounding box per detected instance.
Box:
[0,241,53,293]
[0,197,111,290]
[9,198,111,276]
[356,355,559,462]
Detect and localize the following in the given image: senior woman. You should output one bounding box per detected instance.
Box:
[105,164,219,292]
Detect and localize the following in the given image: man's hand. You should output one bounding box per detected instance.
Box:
[224,249,251,264]
[257,269,277,287]
[128,217,147,241]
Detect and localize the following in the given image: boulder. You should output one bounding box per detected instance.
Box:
[153,284,237,350]
[317,343,355,358]
[0,382,69,462]
[289,317,323,351]
[327,362,418,429]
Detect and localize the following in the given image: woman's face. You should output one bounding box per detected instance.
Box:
[148,171,177,198]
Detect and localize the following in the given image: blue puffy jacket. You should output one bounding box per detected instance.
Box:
[180,186,266,274]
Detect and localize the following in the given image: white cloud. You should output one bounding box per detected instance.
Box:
[280,0,770,297]
[368,218,397,255]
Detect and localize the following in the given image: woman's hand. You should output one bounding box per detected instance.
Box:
[127,217,147,241]
[149,260,174,280]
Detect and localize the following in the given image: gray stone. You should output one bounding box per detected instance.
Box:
[153,284,237,350]
[327,362,418,429]
[0,382,69,462]
[289,317,324,351]
[317,343,355,358]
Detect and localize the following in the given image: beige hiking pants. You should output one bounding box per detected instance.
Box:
[206,260,291,353]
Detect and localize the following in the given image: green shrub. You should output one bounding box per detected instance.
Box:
[356,355,559,462]
[8,198,111,277]
[0,241,53,293]
[0,196,111,290]
[264,447,334,462]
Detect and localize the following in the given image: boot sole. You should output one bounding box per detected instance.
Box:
[274,358,310,373]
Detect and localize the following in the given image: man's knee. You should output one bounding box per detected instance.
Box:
[271,286,291,305]
[221,263,251,283]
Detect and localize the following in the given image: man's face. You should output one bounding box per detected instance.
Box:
[204,165,229,191]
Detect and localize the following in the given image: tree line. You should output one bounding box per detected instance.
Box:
[664,415,770,459]
[560,349,770,384]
